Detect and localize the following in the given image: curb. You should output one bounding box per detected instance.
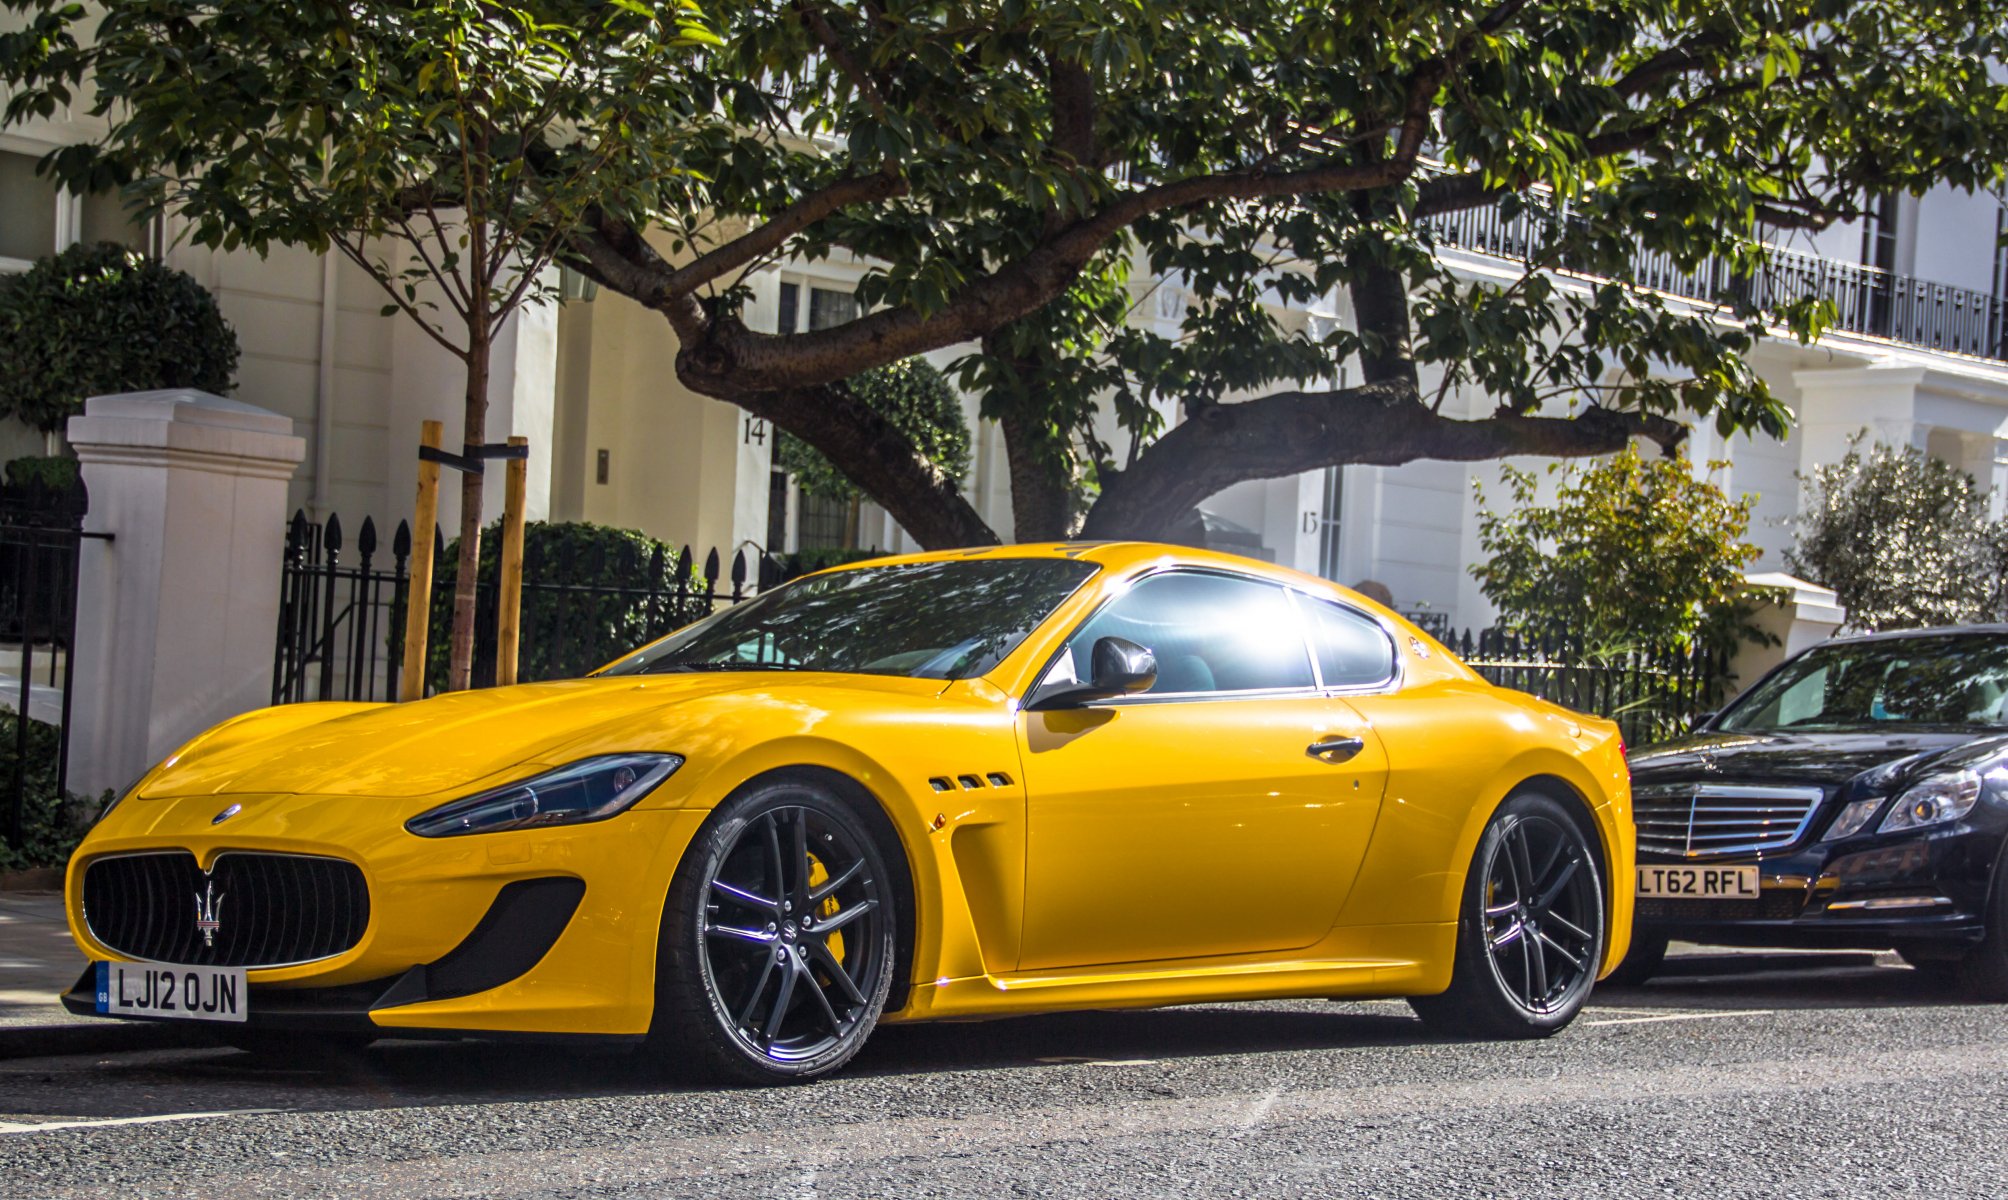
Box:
[0,1019,213,1061]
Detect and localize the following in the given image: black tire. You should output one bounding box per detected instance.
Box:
[1602,931,1669,988]
[1409,792,1607,1038]
[648,778,898,1084]
[1944,851,2008,1002]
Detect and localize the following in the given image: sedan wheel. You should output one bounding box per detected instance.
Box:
[1410,792,1606,1038]
[652,781,896,1083]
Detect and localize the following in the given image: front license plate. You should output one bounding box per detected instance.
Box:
[94,961,247,1023]
[1636,865,1760,899]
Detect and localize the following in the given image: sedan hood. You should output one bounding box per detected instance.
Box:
[1629,728,2008,788]
[141,673,943,799]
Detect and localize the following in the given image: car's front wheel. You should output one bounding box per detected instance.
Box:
[650,779,897,1084]
[1409,792,1607,1038]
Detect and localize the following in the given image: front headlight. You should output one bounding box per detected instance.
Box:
[1878,769,1983,834]
[405,753,684,838]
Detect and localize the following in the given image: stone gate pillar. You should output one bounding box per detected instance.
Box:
[64,390,306,797]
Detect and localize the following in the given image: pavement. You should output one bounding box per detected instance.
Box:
[0,889,1999,1198]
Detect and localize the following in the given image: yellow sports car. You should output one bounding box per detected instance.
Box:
[63,543,1632,1082]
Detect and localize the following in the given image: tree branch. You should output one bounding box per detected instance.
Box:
[1080,386,1687,539]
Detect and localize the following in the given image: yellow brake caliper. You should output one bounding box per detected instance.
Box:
[806,854,845,965]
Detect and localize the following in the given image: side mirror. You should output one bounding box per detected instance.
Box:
[1029,636,1157,709]
[1090,636,1157,696]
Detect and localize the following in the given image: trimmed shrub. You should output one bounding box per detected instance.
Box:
[0,243,240,432]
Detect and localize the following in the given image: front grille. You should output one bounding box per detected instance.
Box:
[82,851,369,968]
[1637,890,1809,922]
[1634,784,1825,859]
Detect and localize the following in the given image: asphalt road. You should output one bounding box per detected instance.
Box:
[1,952,2002,1199]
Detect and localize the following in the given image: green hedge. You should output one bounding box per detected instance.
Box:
[0,713,105,870]
[425,520,714,690]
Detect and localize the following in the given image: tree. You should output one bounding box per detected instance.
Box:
[1,0,718,689]
[777,358,970,503]
[1789,440,2008,631]
[1470,448,1768,655]
[0,242,239,434]
[556,0,2008,546]
[11,1,2008,552]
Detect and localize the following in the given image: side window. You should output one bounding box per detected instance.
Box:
[1065,572,1314,695]
[1301,598,1396,688]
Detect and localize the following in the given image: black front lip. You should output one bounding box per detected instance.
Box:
[58,876,625,1040]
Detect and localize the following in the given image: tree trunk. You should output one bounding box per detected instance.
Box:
[447,321,489,693]
[999,405,1074,542]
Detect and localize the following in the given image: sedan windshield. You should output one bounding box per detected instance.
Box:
[602,557,1099,681]
[1717,633,2008,733]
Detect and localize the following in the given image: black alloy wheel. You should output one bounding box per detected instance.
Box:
[652,780,896,1083]
[1410,792,1606,1038]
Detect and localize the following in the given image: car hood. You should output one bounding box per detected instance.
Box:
[1629,728,2008,789]
[139,672,950,799]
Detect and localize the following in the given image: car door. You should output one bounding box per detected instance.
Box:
[1014,570,1391,972]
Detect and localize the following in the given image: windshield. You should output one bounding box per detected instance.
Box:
[602,557,1099,681]
[1717,633,2008,733]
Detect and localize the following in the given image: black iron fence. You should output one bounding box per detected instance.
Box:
[272,511,783,704]
[0,504,107,846]
[1447,627,1732,747]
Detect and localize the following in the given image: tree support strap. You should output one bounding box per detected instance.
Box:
[418,442,530,475]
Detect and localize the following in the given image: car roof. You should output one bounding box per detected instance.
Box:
[809,541,1361,599]
[1823,624,2008,645]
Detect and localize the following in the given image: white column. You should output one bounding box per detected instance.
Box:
[65,390,307,796]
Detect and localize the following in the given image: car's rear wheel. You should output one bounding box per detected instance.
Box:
[1409,792,1606,1038]
[649,779,897,1084]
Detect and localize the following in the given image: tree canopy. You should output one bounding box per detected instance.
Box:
[9,0,2008,547]
[778,358,970,502]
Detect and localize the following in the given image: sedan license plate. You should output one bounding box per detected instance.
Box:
[94,961,247,1023]
[1636,865,1759,899]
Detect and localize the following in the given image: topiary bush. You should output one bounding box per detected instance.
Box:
[426,520,715,691]
[1789,438,2008,632]
[0,242,241,432]
[777,359,971,500]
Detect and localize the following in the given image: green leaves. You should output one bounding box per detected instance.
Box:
[779,359,972,500]
[0,243,241,432]
[1789,439,2008,631]
[1471,448,1769,658]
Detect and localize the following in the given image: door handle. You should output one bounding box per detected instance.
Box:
[1306,737,1365,762]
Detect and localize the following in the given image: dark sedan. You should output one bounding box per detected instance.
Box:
[1618,626,2008,995]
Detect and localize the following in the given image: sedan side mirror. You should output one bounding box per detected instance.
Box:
[1029,636,1157,710]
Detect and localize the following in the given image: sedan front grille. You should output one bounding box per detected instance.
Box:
[82,851,369,968]
[1633,784,1825,860]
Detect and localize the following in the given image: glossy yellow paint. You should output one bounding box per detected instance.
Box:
[66,541,1631,1038]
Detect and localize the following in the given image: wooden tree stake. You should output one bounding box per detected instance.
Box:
[399,419,443,702]
[495,435,529,687]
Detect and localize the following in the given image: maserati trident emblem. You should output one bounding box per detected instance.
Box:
[193,881,225,948]
[211,803,241,825]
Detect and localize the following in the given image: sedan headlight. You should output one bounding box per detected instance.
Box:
[405,753,683,838]
[1878,769,1983,834]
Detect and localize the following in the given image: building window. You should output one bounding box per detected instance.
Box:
[0,151,60,265]
[1,148,157,270]
[774,280,865,553]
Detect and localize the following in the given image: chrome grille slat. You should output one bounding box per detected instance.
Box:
[1633,783,1825,859]
[82,850,369,968]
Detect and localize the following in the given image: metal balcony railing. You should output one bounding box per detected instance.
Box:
[1424,192,2008,363]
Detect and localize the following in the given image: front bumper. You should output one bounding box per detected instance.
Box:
[1633,820,2003,951]
[64,792,711,1037]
